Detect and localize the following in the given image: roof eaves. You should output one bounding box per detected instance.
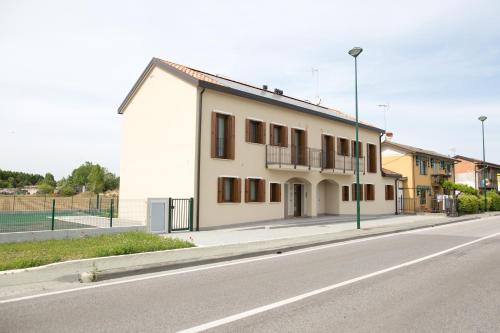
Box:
[384,141,455,161]
[199,80,384,133]
[117,58,200,114]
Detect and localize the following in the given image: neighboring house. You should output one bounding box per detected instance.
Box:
[118,58,400,229]
[381,141,456,213]
[454,155,500,193]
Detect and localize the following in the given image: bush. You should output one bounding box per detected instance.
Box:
[442,180,478,196]
[457,194,480,214]
[487,191,500,211]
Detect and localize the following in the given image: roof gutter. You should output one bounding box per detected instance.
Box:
[195,88,205,231]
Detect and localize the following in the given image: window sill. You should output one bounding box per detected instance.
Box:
[246,141,266,146]
[212,157,234,161]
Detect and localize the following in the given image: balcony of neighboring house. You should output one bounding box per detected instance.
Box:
[431,174,451,186]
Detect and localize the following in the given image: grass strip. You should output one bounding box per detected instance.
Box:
[0,232,194,271]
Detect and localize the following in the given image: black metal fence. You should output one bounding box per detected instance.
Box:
[397,197,457,216]
[168,198,194,232]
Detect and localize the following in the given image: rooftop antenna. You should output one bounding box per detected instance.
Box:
[312,68,320,105]
[449,147,456,157]
[377,104,389,131]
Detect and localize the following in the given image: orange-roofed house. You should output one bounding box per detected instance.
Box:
[117,58,400,231]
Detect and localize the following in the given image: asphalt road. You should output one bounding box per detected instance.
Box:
[2,216,500,332]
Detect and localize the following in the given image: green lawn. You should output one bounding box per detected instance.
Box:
[0,232,194,271]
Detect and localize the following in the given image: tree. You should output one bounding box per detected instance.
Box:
[61,162,119,195]
[37,173,57,194]
[87,165,105,193]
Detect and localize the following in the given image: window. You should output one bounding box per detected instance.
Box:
[417,157,427,175]
[270,183,281,202]
[322,135,334,169]
[246,119,265,144]
[337,138,350,156]
[351,183,364,201]
[420,190,426,205]
[366,143,377,173]
[385,185,395,200]
[211,112,235,159]
[270,124,288,147]
[217,177,241,203]
[342,186,349,201]
[365,184,375,201]
[416,186,428,205]
[245,178,265,203]
[351,140,363,157]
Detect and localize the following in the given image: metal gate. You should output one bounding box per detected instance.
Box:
[168,198,194,232]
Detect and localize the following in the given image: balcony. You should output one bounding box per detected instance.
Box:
[431,174,451,186]
[266,145,365,174]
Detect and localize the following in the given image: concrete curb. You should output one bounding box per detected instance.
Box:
[0,213,496,288]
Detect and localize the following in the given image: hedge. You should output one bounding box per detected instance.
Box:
[457,194,480,214]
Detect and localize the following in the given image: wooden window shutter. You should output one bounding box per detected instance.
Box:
[372,185,375,200]
[282,126,288,147]
[359,141,363,156]
[352,184,356,201]
[276,183,281,202]
[217,177,224,203]
[301,131,307,165]
[321,135,325,168]
[211,112,217,158]
[227,115,235,159]
[385,185,388,200]
[245,178,250,202]
[260,122,266,144]
[364,184,368,201]
[245,119,250,143]
[269,124,275,145]
[234,178,241,202]
[351,140,355,157]
[258,179,266,202]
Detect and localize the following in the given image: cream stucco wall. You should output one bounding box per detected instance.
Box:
[119,67,198,204]
[199,90,397,228]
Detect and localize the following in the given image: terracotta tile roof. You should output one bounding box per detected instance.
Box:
[156,58,377,129]
[157,59,220,84]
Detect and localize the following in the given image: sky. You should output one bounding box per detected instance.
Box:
[1,0,499,178]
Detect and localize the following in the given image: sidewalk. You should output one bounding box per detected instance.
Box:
[168,214,449,246]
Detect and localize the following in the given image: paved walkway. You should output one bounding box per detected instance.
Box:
[169,214,448,246]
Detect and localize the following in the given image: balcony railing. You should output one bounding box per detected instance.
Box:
[431,174,451,186]
[266,145,322,169]
[266,145,365,173]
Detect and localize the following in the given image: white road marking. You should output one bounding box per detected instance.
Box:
[177,230,500,333]
[0,217,493,305]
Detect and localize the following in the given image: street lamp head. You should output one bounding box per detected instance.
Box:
[478,115,487,122]
[348,47,363,58]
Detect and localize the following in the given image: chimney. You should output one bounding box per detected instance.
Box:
[385,132,393,142]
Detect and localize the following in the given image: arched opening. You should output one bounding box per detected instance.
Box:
[284,177,312,218]
[317,179,340,215]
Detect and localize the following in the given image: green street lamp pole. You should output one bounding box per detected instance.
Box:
[349,47,363,229]
[479,116,487,211]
